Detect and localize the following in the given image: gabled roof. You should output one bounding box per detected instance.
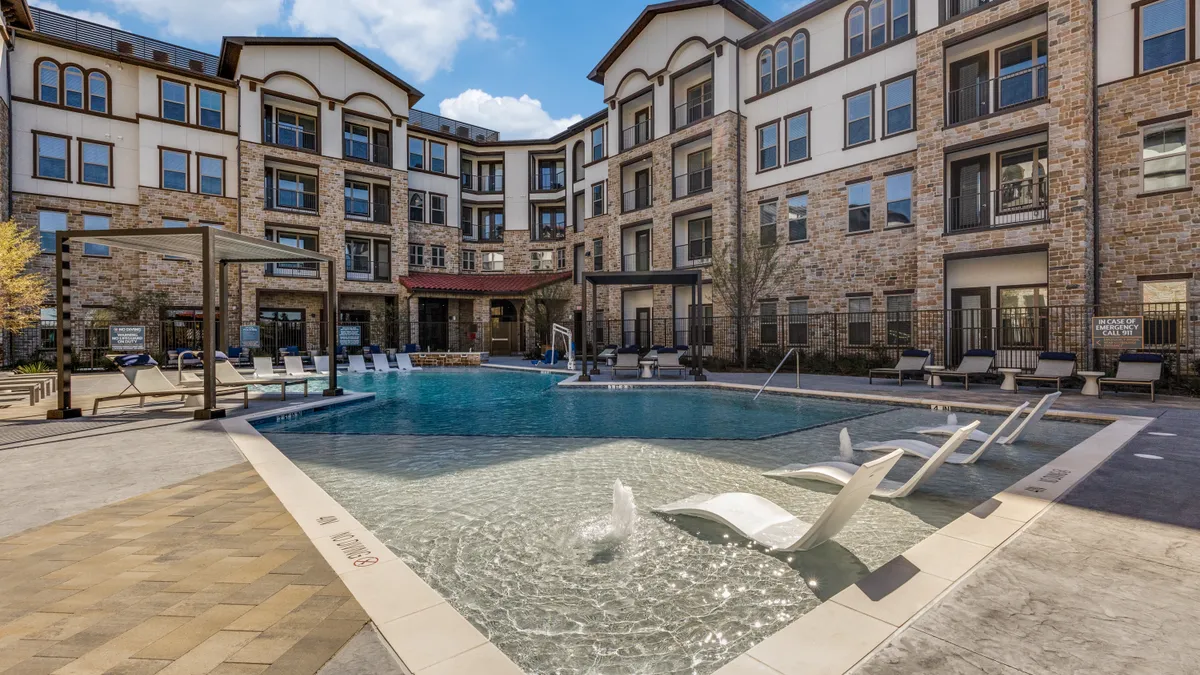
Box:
[218,37,424,108]
[399,272,572,295]
[588,0,770,84]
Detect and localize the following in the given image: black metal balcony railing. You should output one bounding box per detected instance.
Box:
[531,224,566,242]
[674,98,714,129]
[343,139,390,166]
[343,197,389,223]
[265,262,319,278]
[623,250,651,272]
[946,178,1048,233]
[30,7,220,76]
[535,171,566,191]
[621,120,653,152]
[267,188,318,212]
[673,167,712,198]
[344,259,390,282]
[943,0,999,20]
[462,225,504,243]
[461,174,504,192]
[264,121,317,152]
[946,64,1047,125]
[622,186,653,212]
[674,241,712,269]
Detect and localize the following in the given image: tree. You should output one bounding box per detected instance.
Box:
[0,220,48,366]
[710,231,782,368]
[524,282,571,353]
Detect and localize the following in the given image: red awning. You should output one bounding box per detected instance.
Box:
[398,271,571,295]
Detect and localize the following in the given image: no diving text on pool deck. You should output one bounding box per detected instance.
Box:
[1092,316,1144,350]
[316,515,379,567]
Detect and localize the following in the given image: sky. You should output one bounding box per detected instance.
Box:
[30,0,809,139]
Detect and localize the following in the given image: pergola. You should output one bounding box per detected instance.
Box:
[580,269,706,382]
[47,227,342,420]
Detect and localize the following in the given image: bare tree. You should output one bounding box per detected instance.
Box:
[524,282,572,354]
[710,231,782,368]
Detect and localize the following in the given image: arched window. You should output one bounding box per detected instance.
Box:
[64,66,84,109]
[572,140,585,179]
[88,72,109,113]
[792,32,808,79]
[891,0,910,39]
[868,0,887,49]
[775,40,790,86]
[38,60,59,104]
[758,48,774,93]
[408,192,425,222]
[847,6,866,57]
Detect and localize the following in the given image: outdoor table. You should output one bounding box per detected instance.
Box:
[926,365,946,387]
[639,360,656,378]
[1079,371,1106,396]
[998,368,1023,392]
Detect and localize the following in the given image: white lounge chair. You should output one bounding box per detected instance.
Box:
[371,353,397,372]
[938,349,995,390]
[394,353,422,371]
[596,346,618,366]
[314,355,331,375]
[855,402,1028,465]
[348,354,370,373]
[763,422,980,499]
[906,392,1060,445]
[868,349,929,386]
[215,361,308,400]
[1099,353,1163,402]
[283,356,311,377]
[656,349,686,378]
[612,350,640,378]
[654,449,905,551]
[1014,352,1077,391]
[92,365,248,415]
[253,357,277,379]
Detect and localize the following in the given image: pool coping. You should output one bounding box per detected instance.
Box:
[218,374,1152,675]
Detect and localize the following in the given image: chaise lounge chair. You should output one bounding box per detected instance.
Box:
[92,360,248,415]
[371,353,397,372]
[906,392,1061,445]
[394,353,422,371]
[612,349,640,378]
[654,449,905,551]
[1014,352,1077,391]
[348,354,370,373]
[938,349,995,390]
[596,345,618,366]
[855,402,1028,465]
[1099,353,1163,402]
[656,348,687,378]
[868,349,929,386]
[215,360,308,401]
[762,422,980,499]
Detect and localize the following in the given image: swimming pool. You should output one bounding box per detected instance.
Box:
[261,369,1097,674]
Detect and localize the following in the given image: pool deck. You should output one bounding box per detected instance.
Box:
[2,367,1199,674]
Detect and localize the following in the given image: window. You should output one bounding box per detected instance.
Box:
[1143,122,1187,192]
[161,149,188,191]
[1142,280,1188,346]
[792,32,807,80]
[430,245,446,268]
[684,80,714,126]
[198,88,222,129]
[758,122,779,170]
[538,159,565,190]
[461,205,474,238]
[38,61,59,103]
[759,201,778,245]
[345,122,371,161]
[758,48,773,93]
[1140,0,1188,72]
[345,180,371,218]
[848,6,866,57]
[462,249,476,271]
[885,172,912,226]
[535,207,566,241]
[64,66,84,109]
[592,182,606,216]
[999,286,1048,347]
[161,80,187,122]
[687,216,712,261]
[846,90,873,147]
[883,76,913,136]
[684,148,712,195]
[408,138,424,169]
[788,299,808,345]
[785,111,809,163]
[198,156,223,195]
[481,210,504,241]
[892,0,910,38]
[268,108,317,151]
[886,294,913,345]
[760,302,778,344]
[88,72,108,113]
[868,0,886,49]
[592,126,605,161]
[430,194,446,225]
[848,296,872,345]
[998,145,1048,211]
[82,214,110,256]
[265,228,318,275]
[788,195,808,241]
[997,37,1048,109]
[35,133,68,180]
[557,248,567,270]
[775,40,790,86]
[38,210,66,252]
[408,244,424,267]
[268,168,317,210]
[593,238,604,270]
[409,192,425,222]
[80,141,111,186]
[848,181,871,232]
[430,142,447,173]
[163,218,188,260]
[483,251,504,272]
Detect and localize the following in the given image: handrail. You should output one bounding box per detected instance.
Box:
[754,347,799,400]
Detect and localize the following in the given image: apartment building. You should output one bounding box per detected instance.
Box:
[3,0,1196,365]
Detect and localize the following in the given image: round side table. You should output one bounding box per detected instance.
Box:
[639,360,656,379]
[997,368,1023,392]
[926,365,946,387]
[1079,371,1105,396]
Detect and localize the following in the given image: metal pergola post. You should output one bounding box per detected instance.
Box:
[194,226,222,420]
[579,279,591,382]
[590,282,601,375]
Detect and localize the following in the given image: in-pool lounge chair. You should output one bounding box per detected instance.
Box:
[762,422,980,499]
[395,353,422,371]
[656,348,687,378]
[371,353,397,373]
[314,355,331,375]
[868,349,929,386]
[284,356,311,377]
[348,354,370,373]
[252,357,277,379]
[654,449,905,552]
[856,402,1028,465]
[907,392,1061,445]
[612,348,640,378]
[215,361,307,400]
[938,349,995,390]
[1099,353,1163,402]
[1014,352,1077,391]
[92,359,248,415]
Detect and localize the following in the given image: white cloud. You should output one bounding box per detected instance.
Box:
[440,89,582,140]
[32,0,121,28]
[288,0,504,82]
[103,0,282,42]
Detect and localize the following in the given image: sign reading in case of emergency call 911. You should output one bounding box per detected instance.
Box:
[1092,316,1144,350]
[108,326,146,352]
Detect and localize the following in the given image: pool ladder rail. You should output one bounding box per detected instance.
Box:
[754,348,800,401]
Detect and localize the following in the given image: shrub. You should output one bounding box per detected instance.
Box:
[15,361,51,374]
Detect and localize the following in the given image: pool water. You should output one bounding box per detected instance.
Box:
[261,369,1099,674]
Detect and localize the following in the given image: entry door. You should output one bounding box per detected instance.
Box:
[948,156,990,232]
[948,52,989,122]
[635,308,651,349]
[418,299,449,351]
[634,229,651,271]
[950,287,992,364]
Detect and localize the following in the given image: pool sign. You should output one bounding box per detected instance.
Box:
[338,325,362,347]
[108,325,146,352]
[240,325,261,348]
[1092,316,1143,350]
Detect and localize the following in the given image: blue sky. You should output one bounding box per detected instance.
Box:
[31,0,806,138]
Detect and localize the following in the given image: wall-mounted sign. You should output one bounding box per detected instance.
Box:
[338,325,362,347]
[240,325,261,349]
[108,325,146,352]
[1092,316,1143,350]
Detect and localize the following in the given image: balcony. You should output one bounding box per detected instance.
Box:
[265,262,319,279]
[623,250,651,272]
[621,119,653,152]
[266,188,317,212]
[622,186,652,213]
[263,121,317,153]
[344,196,389,223]
[462,223,504,243]
[345,258,390,282]
[674,241,711,269]
[673,97,714,130]
[461,174,504,193]
[673,167,712,199]
[343,138,390,166]
[946,178,1048,234]
[946,64,1047,126]
[535,170,566,191]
